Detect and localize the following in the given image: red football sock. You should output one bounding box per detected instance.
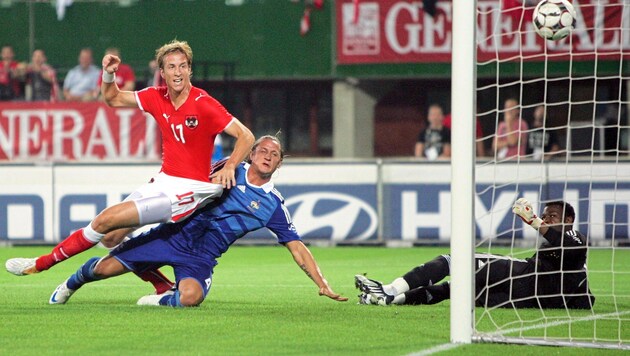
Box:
[136,269,175,294]
[35,229,97,271]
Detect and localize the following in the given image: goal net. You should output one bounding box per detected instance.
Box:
[453,0,630,349]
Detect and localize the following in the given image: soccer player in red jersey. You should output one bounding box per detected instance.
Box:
[6,40,255,294]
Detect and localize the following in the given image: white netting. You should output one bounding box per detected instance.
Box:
[472,0,630,349]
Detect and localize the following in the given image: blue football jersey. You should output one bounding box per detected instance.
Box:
[165,162,301,257]
[109,163,302,297]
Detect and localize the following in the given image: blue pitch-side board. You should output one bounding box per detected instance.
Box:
[1,163,629,243]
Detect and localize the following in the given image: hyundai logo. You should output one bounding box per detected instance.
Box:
[285,192,377,241]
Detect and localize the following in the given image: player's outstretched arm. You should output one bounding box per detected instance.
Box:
[211,119,254,189]
[285,240,348,302]
[101,54,137,108]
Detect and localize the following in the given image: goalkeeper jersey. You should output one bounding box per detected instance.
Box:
[526,228,591,307]
[531,228,588,272]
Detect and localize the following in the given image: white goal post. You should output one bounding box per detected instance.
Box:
[451,0,630,349]
[450,0,476,345]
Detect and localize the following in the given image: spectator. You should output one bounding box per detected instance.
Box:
[527,105,561,161]
[213,134,223,162]
[25,49,59,102]
[414,104,451,160]
[146,59,165,87]
[63,48,100,101]
[443,113,486,157]
[97,47,135,91]
[0,45,26,100]
[493,98,529,159]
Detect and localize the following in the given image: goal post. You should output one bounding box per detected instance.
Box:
[451,0,630,349]
[450,0,477,345]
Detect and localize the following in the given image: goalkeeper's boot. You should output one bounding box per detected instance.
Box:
[49,279,76,305]
[364,283,395,306]
[373,292,395,306]
[357,292,378,305]
[5,258,39,276]
[354,274,384,293]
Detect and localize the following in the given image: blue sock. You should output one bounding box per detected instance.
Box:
[160,290,183,307]
[66,257,103,290]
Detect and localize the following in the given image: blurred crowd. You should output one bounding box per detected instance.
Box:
[413,99,569,162]
[0,44,223,160]
[0,45,152,103]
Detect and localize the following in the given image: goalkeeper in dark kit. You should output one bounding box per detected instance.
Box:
[356,198,595,309]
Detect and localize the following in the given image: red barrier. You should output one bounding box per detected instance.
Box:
[336,0,627,64]
[0,102,161,161]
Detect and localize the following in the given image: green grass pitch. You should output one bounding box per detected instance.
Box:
[1,246,628,355]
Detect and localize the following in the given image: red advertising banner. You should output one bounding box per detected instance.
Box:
[336,0,629,64]
[0,102,161,161]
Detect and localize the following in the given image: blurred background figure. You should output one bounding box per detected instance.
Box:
[414,103,451,160]
[63,48,100,101]
[443,112,486,158]
[146,59,165,87]
[493,98,528,160]
[213,134,224,163]
[527,104,561,161]
[25,49,59,102]
[0,45,26,100]
[98,47,135,91]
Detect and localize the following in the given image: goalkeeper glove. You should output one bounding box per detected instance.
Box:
[512,198,543,229]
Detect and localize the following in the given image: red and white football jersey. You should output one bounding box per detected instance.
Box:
[135,86,234,182]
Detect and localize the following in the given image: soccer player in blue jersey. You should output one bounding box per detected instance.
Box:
[48,135,348,307]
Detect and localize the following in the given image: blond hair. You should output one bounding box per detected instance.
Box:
[155,40,193,70]
[247,132,285,164]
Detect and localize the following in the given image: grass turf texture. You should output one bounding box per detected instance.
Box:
[1,246,628,355]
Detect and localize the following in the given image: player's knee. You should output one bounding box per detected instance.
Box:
[90,212,116,234]
[415,255,450,277]
[178,289,204,307]
[100,236,118,249]
[101,230,128,249]
[177,280,205,307]
[434,255,450,271]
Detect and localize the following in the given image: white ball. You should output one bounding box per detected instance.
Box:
[532,0,576,41]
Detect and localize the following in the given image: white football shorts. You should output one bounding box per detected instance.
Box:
[127,172,224,223]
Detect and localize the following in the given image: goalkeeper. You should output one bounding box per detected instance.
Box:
[356,199,595,309]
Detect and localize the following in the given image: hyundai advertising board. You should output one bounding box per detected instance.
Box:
[1,162,629,244]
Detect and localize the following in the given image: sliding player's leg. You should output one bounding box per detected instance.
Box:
[102,228,175,295]
[136,244,216,308]
[6,193,172,276]
[137,277,208,307]
[5,201,141,275]
[49,255,129,305]
[6,219,112,276]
